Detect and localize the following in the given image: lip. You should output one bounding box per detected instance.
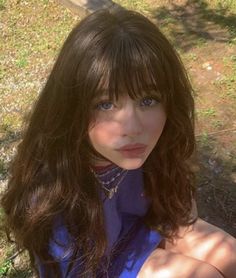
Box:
[117,143,147,151]
[116,143,147,158]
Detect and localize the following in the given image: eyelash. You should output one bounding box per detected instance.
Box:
[95,97,160,111]
[95,101,114,111]
[140,97,159,107]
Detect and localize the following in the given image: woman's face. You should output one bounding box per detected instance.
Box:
[88,92,166,169]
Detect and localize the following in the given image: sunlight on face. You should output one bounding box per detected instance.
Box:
[88,93,166,170]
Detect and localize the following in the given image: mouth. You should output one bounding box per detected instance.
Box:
[116,143,147,158]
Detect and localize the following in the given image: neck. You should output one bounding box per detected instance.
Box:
[91,157,112,168]
[92,163,116,173]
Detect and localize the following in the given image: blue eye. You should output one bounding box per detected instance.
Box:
[140,97,158,107]
[96,101,114,111]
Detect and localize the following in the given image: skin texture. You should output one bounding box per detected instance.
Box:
[88,94,166,169]
[138,218,236,278]
[137,247,224,278]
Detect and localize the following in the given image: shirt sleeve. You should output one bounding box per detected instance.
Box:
[34,221,74,277]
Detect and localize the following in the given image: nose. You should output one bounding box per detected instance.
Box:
[118,102,143,137]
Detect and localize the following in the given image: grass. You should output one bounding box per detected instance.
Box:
[209,0,236,13]
[115,0,151,13]
[16,52,28,68]
[0,260,12,276]
[0,158,7,182]
[212,120,223,128]
[218,55,236,99]
[0,0,79,134]
[198,132,210,145]
[198,108,217,117]
[185,53,198,62]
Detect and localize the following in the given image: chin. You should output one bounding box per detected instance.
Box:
[116,158,146,170]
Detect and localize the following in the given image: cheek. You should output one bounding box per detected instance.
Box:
[88,121,118,146]
[143,111,166,137]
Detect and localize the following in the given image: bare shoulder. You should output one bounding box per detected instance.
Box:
[166,218,236,278]
[137,247,224,278]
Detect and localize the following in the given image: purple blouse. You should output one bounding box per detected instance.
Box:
[37,166,162,277]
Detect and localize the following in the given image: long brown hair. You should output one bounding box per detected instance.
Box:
[1,8,196,276]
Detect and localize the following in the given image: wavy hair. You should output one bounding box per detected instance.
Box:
[1,8,196,277]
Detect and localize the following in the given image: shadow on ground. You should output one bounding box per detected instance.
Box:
[6,270,33,278]
[196,136,236,237]
[151,0,236,51]
[57,0,122,15]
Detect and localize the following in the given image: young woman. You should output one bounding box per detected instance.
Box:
[2,8,236,278]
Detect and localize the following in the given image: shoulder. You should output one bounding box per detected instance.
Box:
[137,247,223,278]
[166,218,236,278]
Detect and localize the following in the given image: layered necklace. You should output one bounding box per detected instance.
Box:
[91,165,128,199]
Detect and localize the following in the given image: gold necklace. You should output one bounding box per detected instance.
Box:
[102,170,128,199]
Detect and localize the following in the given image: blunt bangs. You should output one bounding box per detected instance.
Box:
[97,37,168,102]
[77,10,177,107]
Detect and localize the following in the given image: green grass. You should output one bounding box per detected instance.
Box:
[197,132,211,147]
[116,0,151,12]
[0,0,5,10]
[185,53,198,62]
[0,0,79,135]
[215,74,236,99]
[0,158,6,176]
[230,54,236,62]
[212,0,236,12]
[15,50,29,68]
[0,260,12,276]
[197,108,217,118]
[212,120,223,128]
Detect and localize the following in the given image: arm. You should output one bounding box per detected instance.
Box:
[165,218,236,278]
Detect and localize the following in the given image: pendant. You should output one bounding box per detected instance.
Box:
[107,186,118,199]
